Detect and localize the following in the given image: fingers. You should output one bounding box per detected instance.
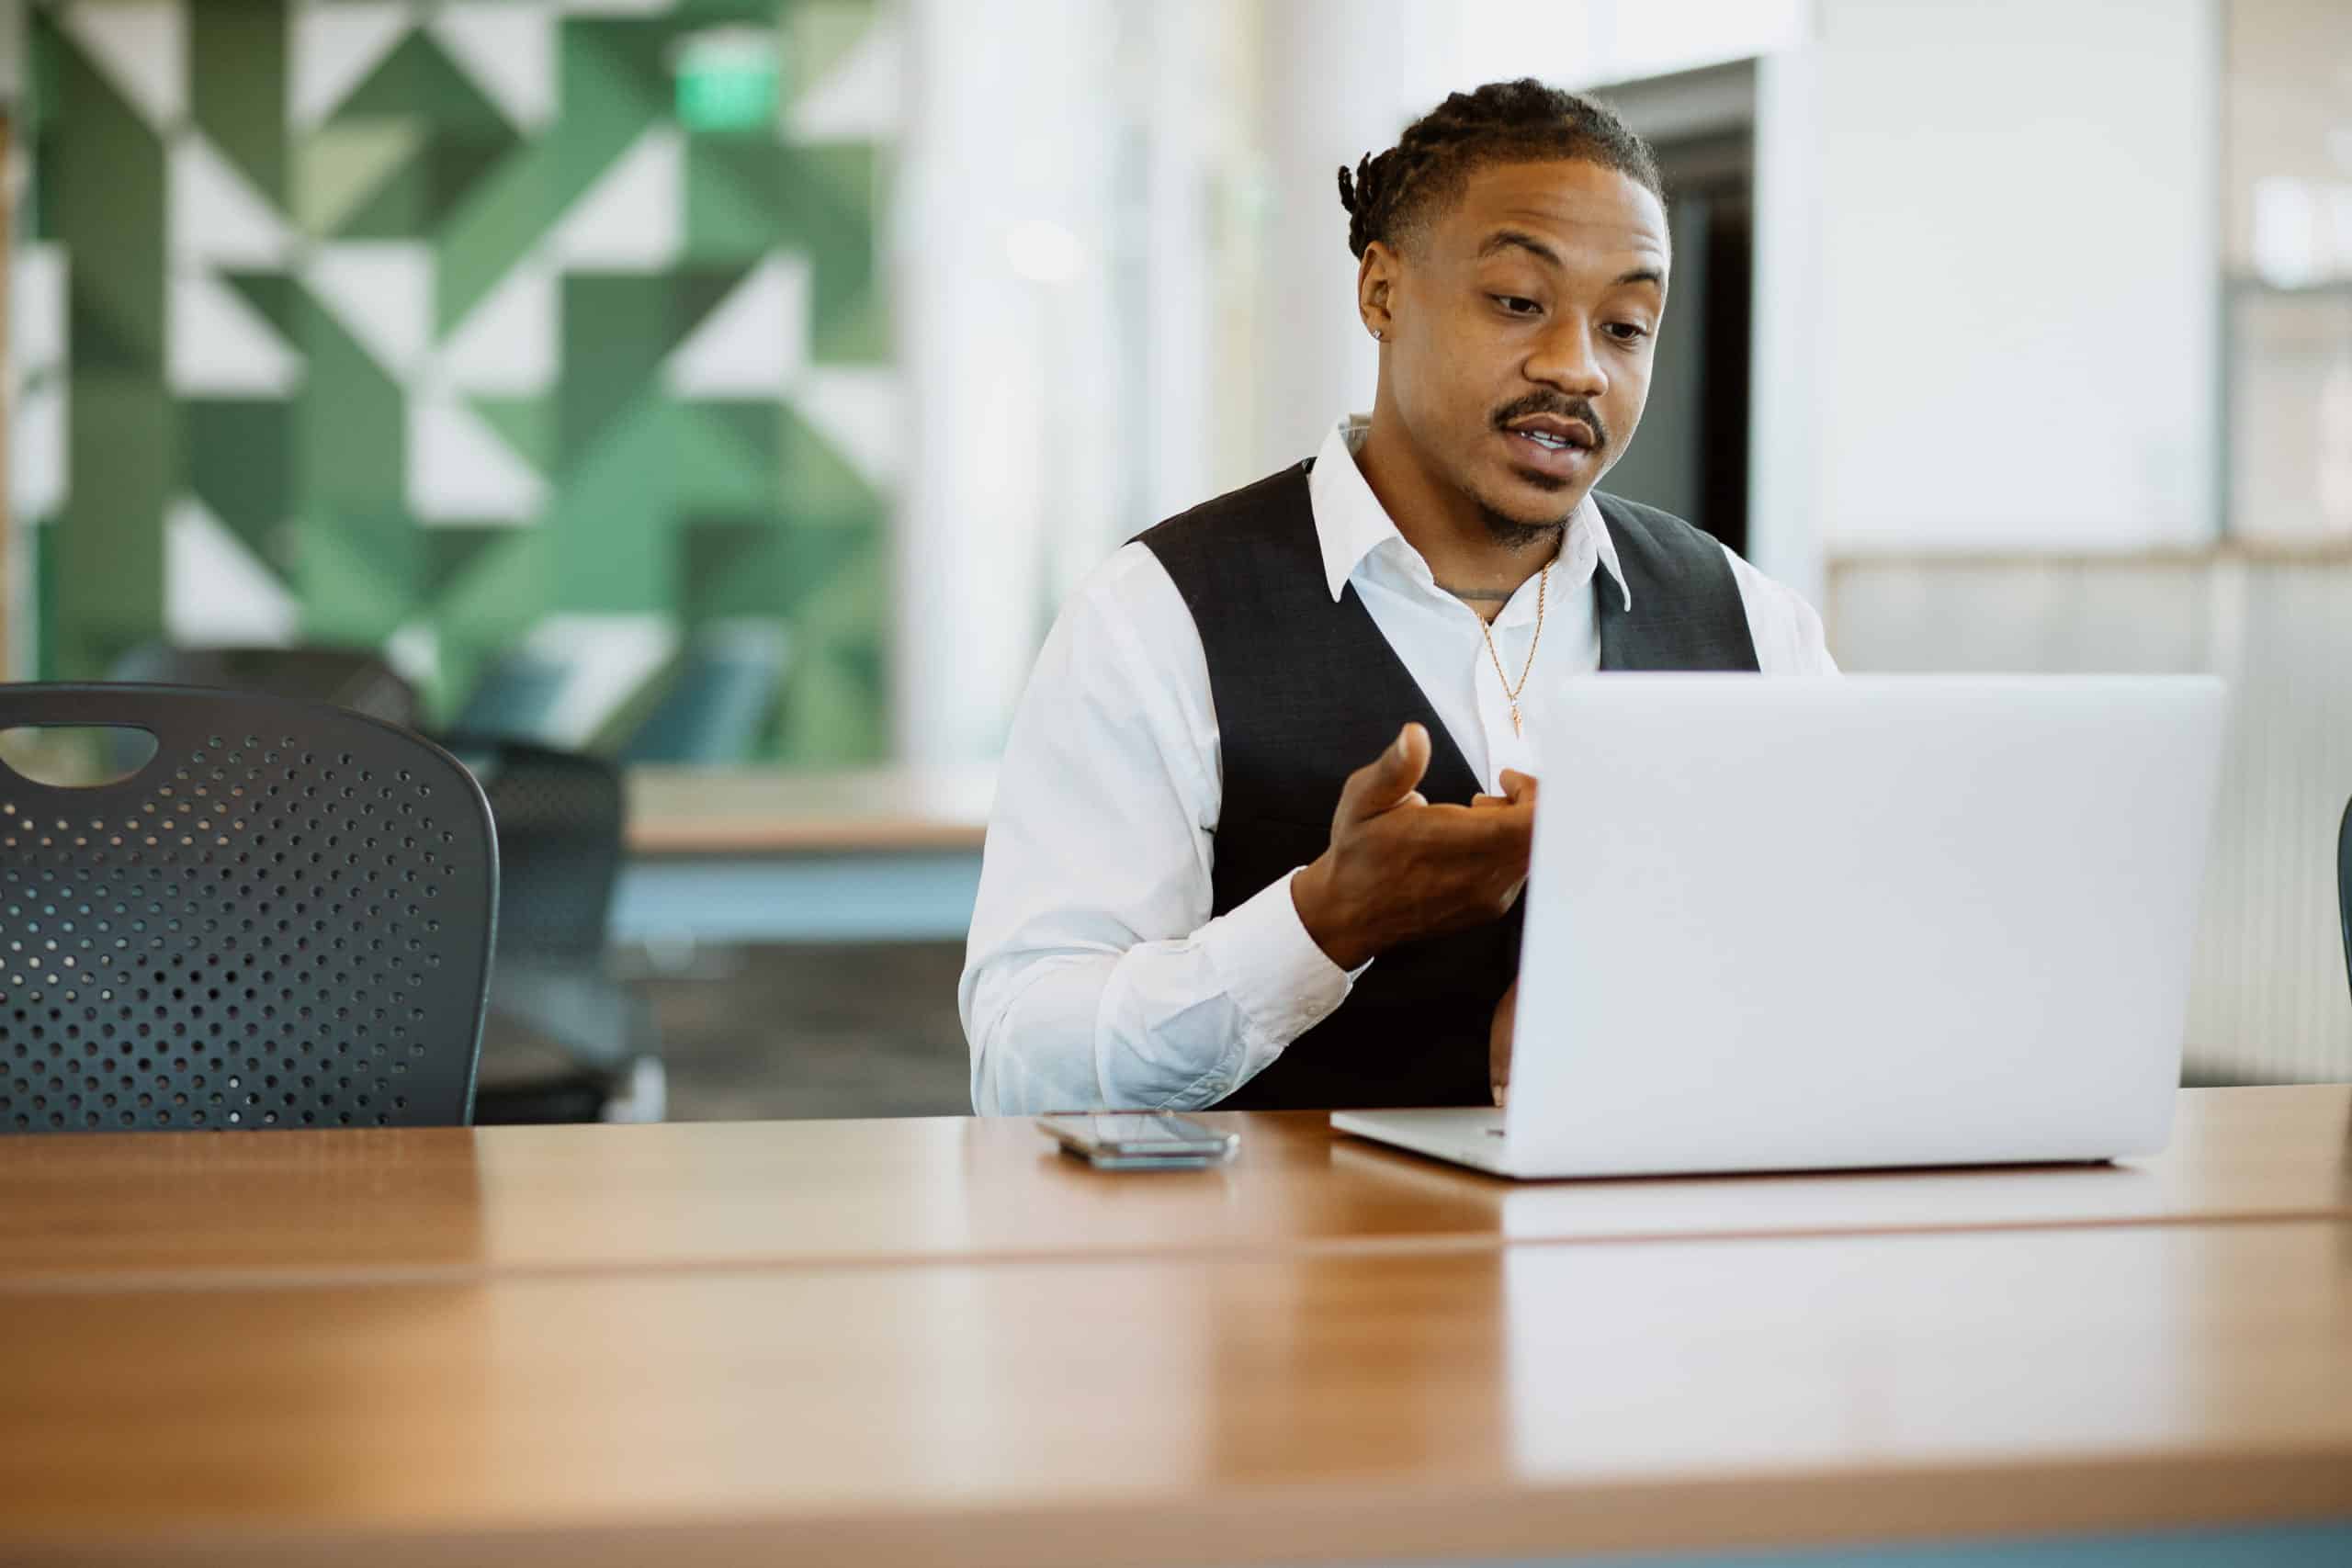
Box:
[1425,807,1536,919]
[1474,771,1538,810]
[1411,799,1534,855]
[1390,722,1431,795]
[1336,723,1431,826]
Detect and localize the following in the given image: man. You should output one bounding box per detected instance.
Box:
[962,80,1835,1115]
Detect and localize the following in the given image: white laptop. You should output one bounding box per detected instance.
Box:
[1331,675,2227,1179]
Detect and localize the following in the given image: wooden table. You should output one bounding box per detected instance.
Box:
[613,764,992,943]
[3,1088,2349,1566]
[0,1087,2346,1287]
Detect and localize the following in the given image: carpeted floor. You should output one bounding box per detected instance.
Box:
[636,942,976,1121]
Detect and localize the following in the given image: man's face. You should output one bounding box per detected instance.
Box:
[1371,159,1669,533]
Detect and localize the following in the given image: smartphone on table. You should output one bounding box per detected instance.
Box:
[1035,1111,1239,1170]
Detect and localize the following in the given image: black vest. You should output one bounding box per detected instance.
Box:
[1136,459,1759,1111]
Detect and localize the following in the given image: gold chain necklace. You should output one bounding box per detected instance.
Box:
[1477,563,1549,738]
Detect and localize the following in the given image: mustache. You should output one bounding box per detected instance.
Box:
[1490,391,1609,452]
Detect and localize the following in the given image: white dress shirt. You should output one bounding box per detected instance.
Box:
[961,415,1838,1114]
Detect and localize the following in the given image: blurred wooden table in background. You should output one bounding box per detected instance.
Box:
[614,764,992,944]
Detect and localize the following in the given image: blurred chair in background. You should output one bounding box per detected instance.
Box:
[447,737,665,1124]
[108,644,423,728]
[617,622,788,766]
[0,684,496,1133]
[447,649,572,748]
[2339,795,2350,1005]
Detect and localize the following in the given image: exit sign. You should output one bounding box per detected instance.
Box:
[673,28,780,133]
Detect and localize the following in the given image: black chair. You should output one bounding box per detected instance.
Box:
[108,644,424,729]
[0,684,497,1133]
[444,737,663,1123]
[2339,794,2350,1009]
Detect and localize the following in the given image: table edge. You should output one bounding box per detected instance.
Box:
[9,1445,2348,1567]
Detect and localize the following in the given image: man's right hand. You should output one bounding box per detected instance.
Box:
[1289,723,1538,971]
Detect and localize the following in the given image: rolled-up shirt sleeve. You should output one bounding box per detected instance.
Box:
[960,545,1359,1114]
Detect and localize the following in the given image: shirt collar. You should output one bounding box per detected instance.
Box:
[1306,414,1632,612]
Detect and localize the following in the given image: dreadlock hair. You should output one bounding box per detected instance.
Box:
[1337,79,1664,260]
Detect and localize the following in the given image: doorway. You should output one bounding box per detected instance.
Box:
[1589,61,1757,558]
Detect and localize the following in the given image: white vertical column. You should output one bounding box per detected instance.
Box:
[1133,0,1217,525]
[1250,0,1424,475]
[893,0,1121,763]
[1804,0,2220,552]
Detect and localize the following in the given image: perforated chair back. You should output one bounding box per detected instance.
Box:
[0,684,496,1134]
[108,644,424,729]
[441,737,623,960]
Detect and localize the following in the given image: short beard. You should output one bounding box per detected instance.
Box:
[1472,493,1571,551]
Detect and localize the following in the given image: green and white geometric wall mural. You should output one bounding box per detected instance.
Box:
[15,0,899,762]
